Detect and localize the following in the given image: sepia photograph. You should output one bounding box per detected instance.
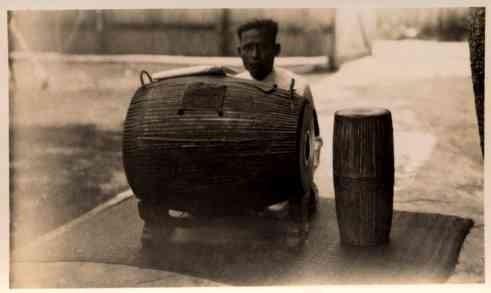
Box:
[6,3,486,289]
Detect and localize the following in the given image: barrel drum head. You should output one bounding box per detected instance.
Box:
[297,101,314,194]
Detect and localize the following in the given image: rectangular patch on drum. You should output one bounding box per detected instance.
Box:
[179,82,227,116]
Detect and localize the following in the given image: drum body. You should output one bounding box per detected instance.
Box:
[333,108,394,246]
[123,75,314,215]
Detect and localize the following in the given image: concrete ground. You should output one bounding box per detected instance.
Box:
[10,40,484,286]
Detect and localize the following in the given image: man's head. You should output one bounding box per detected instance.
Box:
[237,19,281,81]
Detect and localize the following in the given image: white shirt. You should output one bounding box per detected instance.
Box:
[235,67,316,110]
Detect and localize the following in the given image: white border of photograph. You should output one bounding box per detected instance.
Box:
[1,0,489,292]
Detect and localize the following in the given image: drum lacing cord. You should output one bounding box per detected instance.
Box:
[289,78,296,111]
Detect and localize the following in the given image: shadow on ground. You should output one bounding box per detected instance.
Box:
[133,198,473,286]
[10,124,127,249]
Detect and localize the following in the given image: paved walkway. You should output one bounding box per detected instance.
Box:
[12,194,473,287]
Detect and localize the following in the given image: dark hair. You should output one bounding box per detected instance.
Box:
[237,19,279,42]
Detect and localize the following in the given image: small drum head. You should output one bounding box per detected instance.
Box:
[335,107,389,118]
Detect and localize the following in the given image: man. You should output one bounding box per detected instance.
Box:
[235,19,323,237]
[236,19,317,112]
[141,19,322,249]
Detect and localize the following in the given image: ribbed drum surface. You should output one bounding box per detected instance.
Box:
[333,107,394,246]
[123,75,313,214]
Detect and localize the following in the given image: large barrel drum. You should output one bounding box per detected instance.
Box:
[123,73,315,216]
[333,108,394,246]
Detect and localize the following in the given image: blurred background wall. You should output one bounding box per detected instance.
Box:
[8,6,471,83]
[9,9,336,56]
[377,8,469,41]
[9,8,470,57]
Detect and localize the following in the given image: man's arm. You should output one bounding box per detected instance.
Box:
[304,85,320,137]
[303,84,323,171]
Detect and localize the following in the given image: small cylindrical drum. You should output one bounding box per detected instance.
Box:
[333,108,394,246]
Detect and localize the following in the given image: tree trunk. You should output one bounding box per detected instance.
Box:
[468,7,485,157]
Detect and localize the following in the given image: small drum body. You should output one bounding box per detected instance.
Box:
[123,74,314,216]
[333,108,394,246]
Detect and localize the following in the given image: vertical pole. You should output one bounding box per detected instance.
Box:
[55,11,62,53]
[63,11,84,53]
[303,9,310,56]
[438,8,445,40]
[327,9,339,71]
[356,9,372,56]
[8,11,15,126]
[7,12,15,238]
[219,9,230,56]
[95,10,106,54]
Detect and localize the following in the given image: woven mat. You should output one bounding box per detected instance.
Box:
[13,197,473,286]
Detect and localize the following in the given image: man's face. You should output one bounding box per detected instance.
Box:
[238,28,279,81]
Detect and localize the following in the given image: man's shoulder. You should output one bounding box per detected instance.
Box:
[276,67,308,80]
[233,67,311,95]
[273,67,311,93]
